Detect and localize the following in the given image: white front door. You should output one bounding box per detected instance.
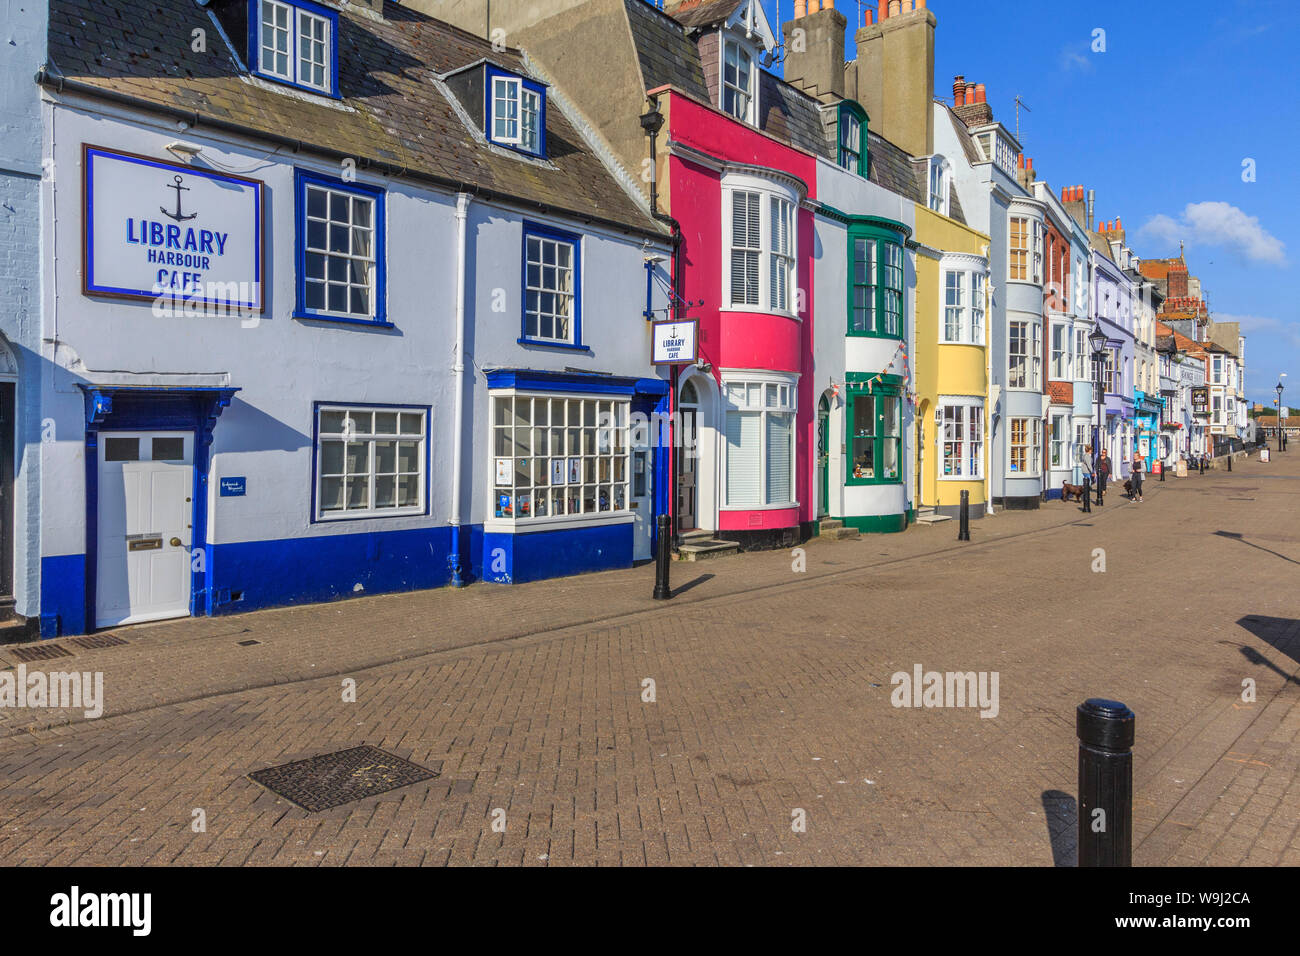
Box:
[631,448,653,561]
[96,431,194,628]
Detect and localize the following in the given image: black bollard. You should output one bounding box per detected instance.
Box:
[957,489,971,541]
[1082,476,1092,513]
[652,514,671,600]
[1227,453,1232,472]
[1159,461,1165,482]
[1199,456,1205,475]
[1077,698,1135,867]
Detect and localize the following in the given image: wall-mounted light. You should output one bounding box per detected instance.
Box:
[164,141,203,163]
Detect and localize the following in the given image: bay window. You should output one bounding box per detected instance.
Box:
[837,103,867,174]
[1050,414,1067,468]
[849,223,906,338]
[724,179,798,315]
[940,399,983,479]
[1008,321,1041,389]
[1009,216,1029,281]
[847,386,901,484]
[941,266,986,345]
[1051,323,1070,380]
[1009,417,1042,475]
[491,393,629,522]
[724,377,797,507]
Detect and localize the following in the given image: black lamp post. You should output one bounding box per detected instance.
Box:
[1089,328,1109,502]
[1277,380,1286,452]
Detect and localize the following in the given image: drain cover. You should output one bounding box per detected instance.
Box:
[238,639,261,647]
[247,745,439,812]
[10,643,73,662]
[70,634,128,650]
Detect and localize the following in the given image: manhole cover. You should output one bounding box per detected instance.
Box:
[247,745,439,812]
[10,643,73,663]
[70,634,128,650]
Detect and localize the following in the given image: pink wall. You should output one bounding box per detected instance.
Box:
[665,92,819,527]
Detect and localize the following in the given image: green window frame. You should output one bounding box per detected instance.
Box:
[845,377,902,485]
[836,102,868,176]
[847,221,906,339]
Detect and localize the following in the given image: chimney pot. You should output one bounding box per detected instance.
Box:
[864,7,874,24]
[1018,153,1025,169]
[1027,157,1034,172]
[888,0,901,16]
[794,0,807,16]
[964,85,975,106]
[953,75,966,107]
[975,83,986,103]
[1115,216,1123,232]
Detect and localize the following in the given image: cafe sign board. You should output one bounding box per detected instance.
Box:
[83,145,265,312]
[651,319,699,366]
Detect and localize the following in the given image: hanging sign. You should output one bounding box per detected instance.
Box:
[83,144,265,312]
[1190,386,1209,413]
[651,319,699,366]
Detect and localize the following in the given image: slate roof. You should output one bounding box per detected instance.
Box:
[625,0,709,98]
[945,106,983,167]
[45,0,662,236]
[758,71,830,158]
[869,132,923,204]
[663,0,746,29]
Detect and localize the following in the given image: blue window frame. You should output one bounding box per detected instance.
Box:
[520,222,584,350]
[485,65,548,158]
[294,169,387,326]
[310,403,431,523]
[248,0,340,97]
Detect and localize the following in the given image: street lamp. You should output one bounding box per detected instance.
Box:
[1089,328,1109,504]
[1277,378,1286,452]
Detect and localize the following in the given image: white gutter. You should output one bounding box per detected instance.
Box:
[449,192,471,587]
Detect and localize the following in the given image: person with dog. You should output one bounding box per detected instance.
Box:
[1130,451,1145,502]
[1095,448,1111,505]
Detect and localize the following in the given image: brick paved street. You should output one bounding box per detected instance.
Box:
[0,453,1297,866]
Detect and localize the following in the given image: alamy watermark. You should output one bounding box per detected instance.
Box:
[0,665,104,718]
[891,664,999,719]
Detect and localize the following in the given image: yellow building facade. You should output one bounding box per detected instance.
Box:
[912,206,992,517]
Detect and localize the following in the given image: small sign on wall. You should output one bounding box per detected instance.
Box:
[219,476,247,497]
[496,458,512,486]
[652,319,699,366]
[550,459,566,486]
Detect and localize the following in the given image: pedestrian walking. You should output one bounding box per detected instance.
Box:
[1130,452,1144,502]
[1095,448,1111,505]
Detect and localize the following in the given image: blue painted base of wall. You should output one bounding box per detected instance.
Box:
[483,522,633,584]
[207,525,478,615]
[40,520,640,634]
[39,555,88,638]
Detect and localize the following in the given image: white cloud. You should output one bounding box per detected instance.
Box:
[1139,202,1286,265]
[1058,45,1092,72]
[1218,313,1300,348]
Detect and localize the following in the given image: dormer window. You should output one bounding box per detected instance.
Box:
[486,66,546,157]
[928,156,951,216]
[251,0,338,96]
[836,102,868,176]
[722,38,756,124]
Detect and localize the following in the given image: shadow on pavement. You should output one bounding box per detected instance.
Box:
[1214,530,1300,566]
[1041,789,1077,867]
[1235,615,1300,676]
[672,574,714,598]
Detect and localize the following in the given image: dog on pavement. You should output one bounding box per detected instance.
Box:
[1061,482,1085,503]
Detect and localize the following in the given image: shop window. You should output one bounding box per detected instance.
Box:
[491,394,628,522]
[940,401,984,479]
[847,387,901,485]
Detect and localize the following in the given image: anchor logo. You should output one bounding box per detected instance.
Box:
[160,174,198,222]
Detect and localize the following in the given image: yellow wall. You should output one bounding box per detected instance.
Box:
[913,206,991,510]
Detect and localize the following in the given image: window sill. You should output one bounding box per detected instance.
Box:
[938,474,984,482]
[938,340,986,348]
[295,311,393,329]
[252,70,341,100]
[721,308,802,322]
[313,507,428,524]
[516,337,591,353]
[847,330,904,340]
[485,513,634,534]
[720,502,798,512]
[847,477,903,487]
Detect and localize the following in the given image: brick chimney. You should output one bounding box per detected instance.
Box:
[783,0,848,102]
[1167,258,1189,299]
[847,0,935,158]
[1062,184,1087,229]
[951,75,992,127]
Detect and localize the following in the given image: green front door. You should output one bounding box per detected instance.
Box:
[817,396,830,518]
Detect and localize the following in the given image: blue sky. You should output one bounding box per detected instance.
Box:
[761,0,1299,406]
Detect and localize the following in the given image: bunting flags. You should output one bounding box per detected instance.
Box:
[854,341,918,407]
